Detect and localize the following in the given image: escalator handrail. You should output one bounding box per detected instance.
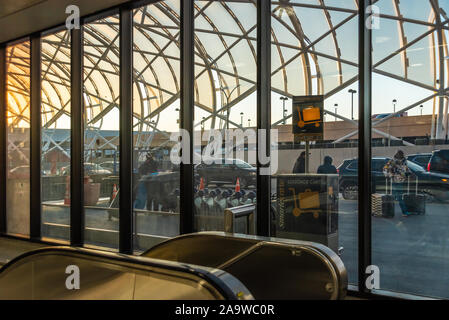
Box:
[0,246,253,300]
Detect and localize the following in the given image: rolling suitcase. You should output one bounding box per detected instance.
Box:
[381,178,395,218]
[402,177,426,215]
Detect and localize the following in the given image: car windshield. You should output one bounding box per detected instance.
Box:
[407,160,425,172]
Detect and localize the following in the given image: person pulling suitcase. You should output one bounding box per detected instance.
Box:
[383,150,412,217]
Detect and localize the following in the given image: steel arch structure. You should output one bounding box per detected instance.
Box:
[5,0,449,163]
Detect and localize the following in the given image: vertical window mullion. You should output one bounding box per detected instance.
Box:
[358,0,372,294]
[119,6,133,254]
[30,34,42,240]
[256,0,271,236]
[70,27,84,247]
[0,44,6,235]
[180,0,194,234]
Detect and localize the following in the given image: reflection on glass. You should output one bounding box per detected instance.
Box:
[270,0,358,285]
[40,30,71,241]
[6,42,31,236]
[83,15,120,249]
[193,0,258,233]
[132,0,181,253]
[371,0,449,298]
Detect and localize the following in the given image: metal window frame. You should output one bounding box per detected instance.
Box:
[119,5,134,254]
[179,0,194,234]
[0,44,6,235]
[358,0,372,294]
[30,33,42,241]
[70,27,84,247]
[256,0,271,237]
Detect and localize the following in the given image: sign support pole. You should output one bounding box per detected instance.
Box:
[305,141,310,173]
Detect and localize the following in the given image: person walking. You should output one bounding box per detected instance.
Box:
[317,156,337,174]
[134,152,158,209]
[383,150,411,217]
[292,151,306,174]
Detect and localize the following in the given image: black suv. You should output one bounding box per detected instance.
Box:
[338,157,449,201]
[407,153,432,169]
[195,159,256,188]
[427,150,449,174]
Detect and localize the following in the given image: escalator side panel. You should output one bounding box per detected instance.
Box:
[143,235,255,268]
[222,245,341,300]
[0,247,253,300]
[134,273,218,300]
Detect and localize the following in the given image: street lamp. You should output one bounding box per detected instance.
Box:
[248,118,251,127]
[334,103,338,122]
[420,105,423,116]
[220,85,240,129]
[392,99,397,114]
[240,112,244,126]
[348,89,357,120]
[280,96,288,124]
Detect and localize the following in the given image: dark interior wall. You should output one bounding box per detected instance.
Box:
[0,0,134,43]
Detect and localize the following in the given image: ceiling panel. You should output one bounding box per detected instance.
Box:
[0,0,134,44]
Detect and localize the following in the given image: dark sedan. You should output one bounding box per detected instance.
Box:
[195,159,256,188]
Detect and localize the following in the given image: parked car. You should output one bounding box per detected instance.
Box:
[338,157,389,200]
[407,153,432,169]
[59,163,112,176]
[427,149,449,174]
[195,159,256,188]
[338,157,449,201]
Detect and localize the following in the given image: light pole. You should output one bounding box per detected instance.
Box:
[280,96,288,124]
[392,99,397,114]
[248,118,251,127]
[348,89,356,120]
[175,108,179,124]
[420,105,423,116]
[240,112,244,126]
[334,103,338,122]
[220,85,240,129]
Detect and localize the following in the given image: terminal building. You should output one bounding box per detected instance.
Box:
[0,0,449,301]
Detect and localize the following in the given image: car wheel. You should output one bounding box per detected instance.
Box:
[420,188,436,202]
[343,184,358,200]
